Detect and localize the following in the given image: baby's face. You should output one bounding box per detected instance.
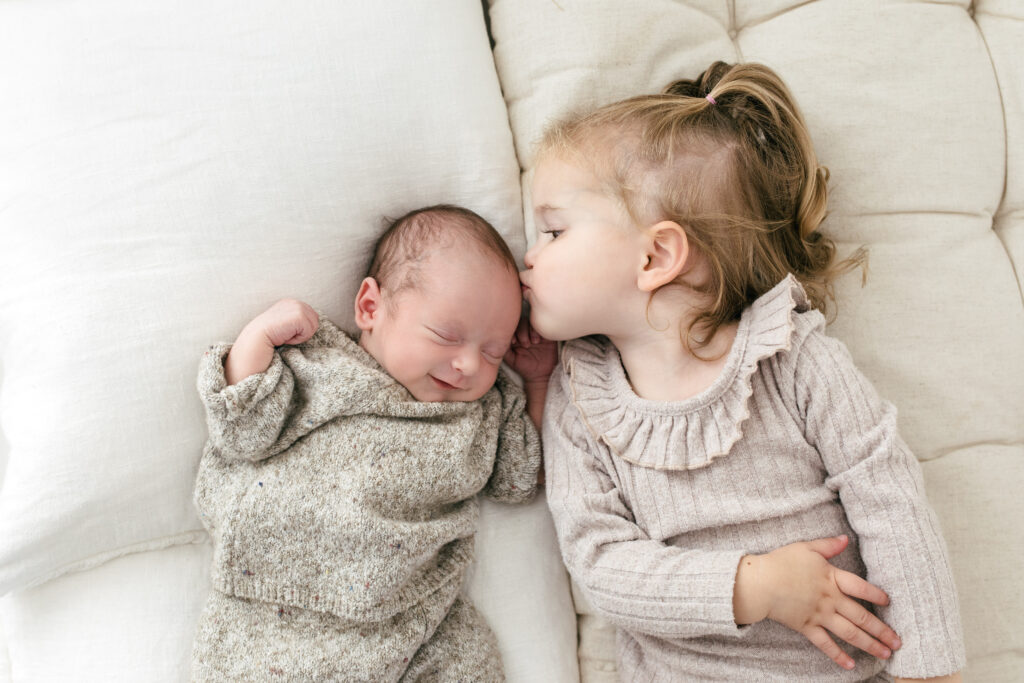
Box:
[360,250,521,402]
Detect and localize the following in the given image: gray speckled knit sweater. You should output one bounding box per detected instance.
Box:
[194,317,540,623]
[544,275,965,682]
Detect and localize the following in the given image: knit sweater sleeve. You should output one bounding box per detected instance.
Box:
[479,369,542,504]
[788,316,966,679]
[544,366,749,639]
[196,342,303,462]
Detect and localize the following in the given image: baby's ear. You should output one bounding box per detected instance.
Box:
[353,277,383,331]
[637,221,690,292]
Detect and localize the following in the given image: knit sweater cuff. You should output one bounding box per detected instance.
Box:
[197,342,285,420]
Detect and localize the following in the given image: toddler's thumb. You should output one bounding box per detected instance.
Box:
[806,535,848,559]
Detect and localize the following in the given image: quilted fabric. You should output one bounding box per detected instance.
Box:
[488,0,1023,680]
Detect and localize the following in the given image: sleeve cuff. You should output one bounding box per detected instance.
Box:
[197,343,283,419]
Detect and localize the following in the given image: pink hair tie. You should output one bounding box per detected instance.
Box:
[706,94,716,105]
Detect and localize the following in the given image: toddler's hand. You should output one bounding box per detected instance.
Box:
[733,535,902,671]
[252,298,320,348]
[503,314,557,385]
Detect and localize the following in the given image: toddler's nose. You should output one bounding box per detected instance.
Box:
[523,242,538,269]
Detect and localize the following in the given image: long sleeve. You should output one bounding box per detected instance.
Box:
[196,317,366,463]
[543,367,748,639]
[790,320,966,678]
[480,369,542,503]
[197,342,300,462]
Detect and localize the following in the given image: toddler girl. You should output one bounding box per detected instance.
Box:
[522,62,965,681]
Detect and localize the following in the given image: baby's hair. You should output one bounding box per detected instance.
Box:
[539,61,866,357]
[368,204,518,303]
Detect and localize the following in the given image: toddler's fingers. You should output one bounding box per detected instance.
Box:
[804,535,849,560]
[823,612,892,661]
[803,625,855,671]
[834,569,890,607]
[837,596,901,652]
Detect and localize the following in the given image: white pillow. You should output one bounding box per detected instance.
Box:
[0,0,577,679]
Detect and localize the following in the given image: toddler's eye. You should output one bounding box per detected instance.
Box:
[542,229,563,240]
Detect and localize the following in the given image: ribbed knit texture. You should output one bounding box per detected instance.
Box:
[194,317,540,626]
[544,275,965,682]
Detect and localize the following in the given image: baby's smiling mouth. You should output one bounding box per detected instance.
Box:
[430,376,460,390]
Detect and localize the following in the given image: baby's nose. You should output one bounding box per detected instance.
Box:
[452,349,479,376]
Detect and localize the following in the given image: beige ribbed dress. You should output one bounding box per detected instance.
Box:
[543,275,965,682]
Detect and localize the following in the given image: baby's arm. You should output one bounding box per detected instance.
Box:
[478,369,542,503]
[545,371,897,665]
[790,323,965,679]
[503,315,558,433]
[198,299,320,462]
[224,299,319,384]
[503,315,558,485]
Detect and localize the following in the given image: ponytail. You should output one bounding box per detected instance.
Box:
[537,61,866,355]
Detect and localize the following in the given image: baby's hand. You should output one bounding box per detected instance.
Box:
[733,535,902,671]
[224,299,319,385]
[251,298,319,348]
[503,315,557,385]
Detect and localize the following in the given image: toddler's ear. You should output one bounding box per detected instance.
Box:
[637,221,689,292]
[354,277,383,331]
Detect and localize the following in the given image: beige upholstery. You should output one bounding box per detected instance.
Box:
[488,0,1024,680]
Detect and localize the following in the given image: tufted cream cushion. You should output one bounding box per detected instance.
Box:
[0,1,578,680]
[488,0,1024,680]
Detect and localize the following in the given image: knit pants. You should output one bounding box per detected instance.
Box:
[191,588,504,682]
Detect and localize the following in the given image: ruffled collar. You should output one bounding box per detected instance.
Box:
[562,274,810,470]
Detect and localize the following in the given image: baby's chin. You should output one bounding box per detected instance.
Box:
[406,382,491,404]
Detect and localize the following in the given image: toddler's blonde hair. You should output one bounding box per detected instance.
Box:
[538,61,865,356]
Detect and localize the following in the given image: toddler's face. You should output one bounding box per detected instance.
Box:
[359,250,521,403]
[521,156,646,341]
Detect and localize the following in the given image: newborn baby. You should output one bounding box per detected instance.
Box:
[191,204,543,682]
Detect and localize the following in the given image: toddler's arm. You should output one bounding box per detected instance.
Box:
[545,370,897,665]
[198,299,321,462]
[788,321,965,679]
[732,534,900,670]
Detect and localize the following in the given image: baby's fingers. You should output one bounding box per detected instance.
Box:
[834,569,889,607]
[511,317,533,348]
[803,626,855,671]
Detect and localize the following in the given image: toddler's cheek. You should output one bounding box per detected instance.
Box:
[529,310,568,342]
